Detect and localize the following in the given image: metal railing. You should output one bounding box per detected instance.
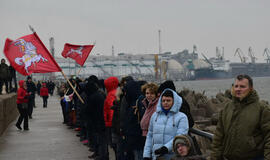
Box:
[189,128,214,141]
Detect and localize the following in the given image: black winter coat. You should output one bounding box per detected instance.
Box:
[120,80,145,150]
[86,82,106,133]
[27,81,36,99]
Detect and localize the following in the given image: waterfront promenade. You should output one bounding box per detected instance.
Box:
[0,94,112,160]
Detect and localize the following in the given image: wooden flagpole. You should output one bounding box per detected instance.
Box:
[76,67,82,76]
[61,71,84,104]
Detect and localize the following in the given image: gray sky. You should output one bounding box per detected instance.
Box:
[1,0,270,62]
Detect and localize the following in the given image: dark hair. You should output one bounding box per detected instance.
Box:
[236,74,253,87]
[162,90,174,98]
[157,80,176,94]
[120,76,134,87]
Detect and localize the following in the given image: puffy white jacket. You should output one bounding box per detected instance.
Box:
[143,89,189,160]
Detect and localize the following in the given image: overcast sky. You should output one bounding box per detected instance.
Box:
[1,0,270,63]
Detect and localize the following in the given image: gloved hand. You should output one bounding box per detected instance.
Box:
[143,158,152,160]
[154,146,168,155]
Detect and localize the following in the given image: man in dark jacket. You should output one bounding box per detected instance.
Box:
[211,74,270,160]
[0,59,10,94]
[26,76,36,119]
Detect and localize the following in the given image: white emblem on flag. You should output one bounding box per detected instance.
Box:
[66,46,84,57]
[14,39,48,73]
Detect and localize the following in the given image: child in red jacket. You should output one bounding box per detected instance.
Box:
[40,82,49,108]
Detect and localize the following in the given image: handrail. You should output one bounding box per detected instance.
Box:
[189,128,214,141]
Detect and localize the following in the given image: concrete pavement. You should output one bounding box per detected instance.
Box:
[0,94,103,160]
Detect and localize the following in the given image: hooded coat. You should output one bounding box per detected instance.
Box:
[211,90,270,160]
[143,89,189,160]
[85,80,106,132]
[171,135,205,160]
[17,80,29,104]
[120,80,145,150]
[104,77,119,127]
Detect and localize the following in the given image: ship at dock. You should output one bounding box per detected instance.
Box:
[172,46,231,80]
[191,47,231,80]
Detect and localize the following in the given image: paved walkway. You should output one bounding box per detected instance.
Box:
[0,95,94,160]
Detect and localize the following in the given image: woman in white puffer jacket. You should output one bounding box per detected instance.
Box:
[143,89,189,160]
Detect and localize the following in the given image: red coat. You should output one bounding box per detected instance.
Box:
[104,77,118,127]
[40,87,49,96]
[17,80,29,104]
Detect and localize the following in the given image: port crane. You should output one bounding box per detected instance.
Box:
[248,47,257,63]
[263,48,270,63]
[234,48,248,63]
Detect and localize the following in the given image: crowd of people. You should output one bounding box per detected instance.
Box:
[12,73,270,160]
[57,75,208,160]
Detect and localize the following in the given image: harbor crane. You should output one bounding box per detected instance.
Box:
[234,48,248,63]
[263,48,270,63]
[248,47,257,63]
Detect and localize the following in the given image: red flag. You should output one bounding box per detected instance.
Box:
[61,43,94,66]
[3,33,62,76]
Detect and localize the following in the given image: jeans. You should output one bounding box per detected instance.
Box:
[42,96,48,107]
[133,149,143,160]
[252,156,264,160]
[28,98,34,118]
[16,104,29,129]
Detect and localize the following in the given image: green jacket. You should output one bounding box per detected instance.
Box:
[211,90,270,160]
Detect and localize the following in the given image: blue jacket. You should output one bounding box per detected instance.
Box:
[143,89,189,160]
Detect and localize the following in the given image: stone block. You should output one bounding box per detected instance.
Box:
[0,93,18,136]
[0,99,3,121]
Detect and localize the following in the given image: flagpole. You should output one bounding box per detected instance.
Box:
[76,66,82,76]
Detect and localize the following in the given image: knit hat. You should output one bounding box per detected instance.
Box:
[175,138,189,147]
